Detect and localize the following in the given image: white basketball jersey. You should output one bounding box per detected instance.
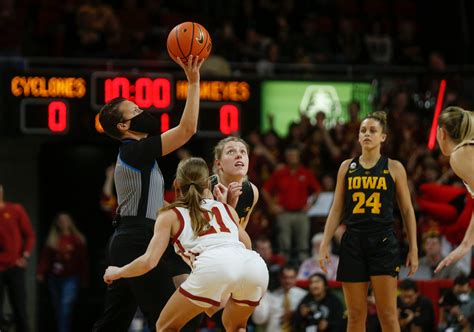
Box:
[172,199,244,263]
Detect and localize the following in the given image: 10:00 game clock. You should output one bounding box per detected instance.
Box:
[4,70,260,137]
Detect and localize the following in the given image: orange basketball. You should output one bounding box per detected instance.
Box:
[167,22,212,64]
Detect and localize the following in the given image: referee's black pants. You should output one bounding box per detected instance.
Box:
[93,218,181,332]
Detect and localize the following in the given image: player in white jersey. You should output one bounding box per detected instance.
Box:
[435,106,474,273]
[103,157,269,331]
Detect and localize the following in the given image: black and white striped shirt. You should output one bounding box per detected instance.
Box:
[114,136,164,221]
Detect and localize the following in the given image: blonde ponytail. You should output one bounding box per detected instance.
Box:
[439,107,474,144]
[161,158,211,237]
[459,110,474,143]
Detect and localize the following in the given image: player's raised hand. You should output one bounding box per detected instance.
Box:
[176,55,205,84]
[227,182,242,208]
[213,183,228,203]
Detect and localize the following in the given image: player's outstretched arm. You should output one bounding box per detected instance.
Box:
[103,211,175,283]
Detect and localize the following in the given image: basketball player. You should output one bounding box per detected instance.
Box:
[319,111,418,332]
[103,158,269,331]
[207,137,259,326]
[211,137,259,228]
[93,55,204,332]
[435,107,474,273]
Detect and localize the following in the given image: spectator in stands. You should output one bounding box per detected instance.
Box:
[341,101,362,144]
[417,183,474,246]
[0,184,35,332]
[0,216,15,332]
[293,273,344,331]
[419,233,463,279]
[439,274,474,332]
[297,233,339,281]
[364,20,393,64]
[453,274,474,320]
[262,127,282,164]
[240,28,266,62]
[335,18,362,63]
[262,145,321,263]
[257,42,280,76]
[394,19,423,64]
[37,212,89,332]
[75,0,120,57]
[0,0,23,55]
[284,122,306,152]
[252,265,307,332]
[247,130,279,188]
[304,112,342,173]
[213,21,241,62]
[397,279,435,332]
[254,237,286,291]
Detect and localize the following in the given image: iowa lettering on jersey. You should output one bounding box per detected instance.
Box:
[348,176,388,215]
[348,176,388,190]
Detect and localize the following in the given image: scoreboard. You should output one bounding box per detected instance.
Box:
[3,71,260,137]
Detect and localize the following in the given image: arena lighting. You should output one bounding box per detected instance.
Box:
[428,79,447,150]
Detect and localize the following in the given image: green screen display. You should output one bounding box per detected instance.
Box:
[261,81,374,136]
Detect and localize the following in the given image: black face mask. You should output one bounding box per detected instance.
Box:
[126,111,161,136]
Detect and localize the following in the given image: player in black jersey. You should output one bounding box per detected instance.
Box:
[210,137,259,228]
[93,55,204,332]
[435,107,474,273]
[319,111,418,332]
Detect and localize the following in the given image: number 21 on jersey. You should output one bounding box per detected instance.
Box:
[199,207,231,236]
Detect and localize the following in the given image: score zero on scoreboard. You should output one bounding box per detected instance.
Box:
[11,75,86,134]
[9,71,253,136]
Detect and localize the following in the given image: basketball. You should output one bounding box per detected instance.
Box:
[167,22,212,64]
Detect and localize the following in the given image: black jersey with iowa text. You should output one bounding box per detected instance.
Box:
[343,155,395,231]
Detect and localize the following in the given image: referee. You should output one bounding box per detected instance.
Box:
[93,55,204,332]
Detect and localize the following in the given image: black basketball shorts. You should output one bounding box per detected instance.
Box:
[337,228,400,282]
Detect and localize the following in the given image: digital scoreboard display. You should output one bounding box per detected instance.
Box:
[3,71,260,138]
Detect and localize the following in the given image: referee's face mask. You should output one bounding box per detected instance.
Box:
[122,110,161,136]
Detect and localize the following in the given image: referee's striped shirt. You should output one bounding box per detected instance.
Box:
[114,136,164,222]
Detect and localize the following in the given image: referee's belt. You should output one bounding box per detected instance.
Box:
[112,215,155,229]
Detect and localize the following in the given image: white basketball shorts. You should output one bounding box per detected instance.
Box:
[179,246,269,308]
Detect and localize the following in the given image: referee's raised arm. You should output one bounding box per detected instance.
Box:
[93,54,205,332]
[161,55,204,156]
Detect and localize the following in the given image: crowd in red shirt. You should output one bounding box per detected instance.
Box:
[0,202,35,271]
